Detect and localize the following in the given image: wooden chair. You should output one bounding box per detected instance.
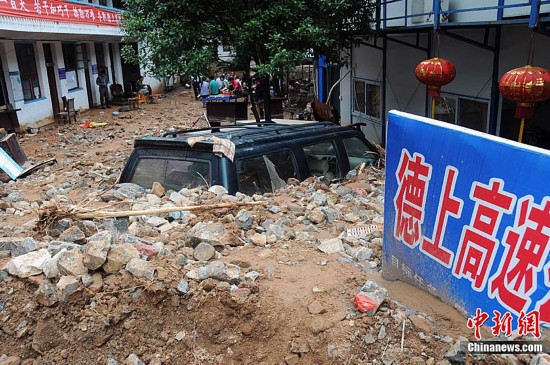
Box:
[136,93,147,106]
[56,96,79,124]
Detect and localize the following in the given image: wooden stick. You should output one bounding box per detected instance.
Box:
[400,319,406,352]
[357,162,367,175]
[71,201,267,219]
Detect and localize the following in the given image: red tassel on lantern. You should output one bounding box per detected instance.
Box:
[415,58,456,97]
[498,65,550,119]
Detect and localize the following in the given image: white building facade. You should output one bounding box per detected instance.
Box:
[0,0,162,129]
[338,0,550,150]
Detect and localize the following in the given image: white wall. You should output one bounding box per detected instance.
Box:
[386,34,427,116]
[51,42,89,112]
[501,0,550,18]
[3,41,53,127]
[136,43,164,93]
[438,29,494,99]
[344,34,429,145]
[84,41,100,107]
[143,74,163,94]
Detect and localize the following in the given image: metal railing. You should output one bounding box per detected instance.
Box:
[377,0,550,30]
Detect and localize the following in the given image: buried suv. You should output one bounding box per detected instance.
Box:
[119,121,380,195]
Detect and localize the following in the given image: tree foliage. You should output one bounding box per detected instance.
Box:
[121,0,376,79]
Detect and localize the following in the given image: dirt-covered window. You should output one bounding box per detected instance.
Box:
[353,78,381,120]
[342,137,378,169]
[130,157,210,191]
[237,150,296,195]
[303,140,339,180]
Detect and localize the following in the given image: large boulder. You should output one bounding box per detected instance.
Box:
[58,226,86,244]
[188,222,226,246]
[0,237,38,257]
[103,183,146,201]
[126,258,156,280]
[56,275,80,301]
[83,231,112,270]
[317,238,344,254]
[43,248,67,278]
[102,243,140,274]
[193,242,216,261]
[57,249,87,276]
[7,249,51,278]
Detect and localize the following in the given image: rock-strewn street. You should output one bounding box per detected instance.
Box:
[0,88,547,365]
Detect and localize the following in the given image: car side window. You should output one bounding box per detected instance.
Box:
[130,158,210,191]
[303,141,339,180]
[237,150,297,195]
[342,137,379,169]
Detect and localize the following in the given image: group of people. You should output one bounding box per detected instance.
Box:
[95,70,152,108]
[193,74,245,101]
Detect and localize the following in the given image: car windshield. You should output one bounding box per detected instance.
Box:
[342,137,379,169]
[129,157,210,191]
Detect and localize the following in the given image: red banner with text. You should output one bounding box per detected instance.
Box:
[0,0,121,26]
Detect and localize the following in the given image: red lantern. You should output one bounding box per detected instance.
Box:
[415,57,456,97]
[498,65,550,119]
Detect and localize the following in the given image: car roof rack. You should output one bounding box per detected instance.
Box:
[143,122,354,149]
[160,121,333,138]
[160,124,259,137]
[137,121,369,150]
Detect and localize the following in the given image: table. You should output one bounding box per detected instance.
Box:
[202,94,246,106]
[0,108,21,133]
[204,95,249,129]
[206,101,248,127]
[257,96,287,119]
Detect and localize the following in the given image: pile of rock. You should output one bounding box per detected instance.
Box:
[1,168,386,309]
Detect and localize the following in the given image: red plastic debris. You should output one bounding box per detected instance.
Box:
[352,293,378,313]
[135,243,159,260]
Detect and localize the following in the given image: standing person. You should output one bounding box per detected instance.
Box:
[252,77,264,118]
[192,74,201,100]
[216,74,224,90]
[209,76,220,95]
[200,77,210,102]
[96,69,111,108]
[221,75,230,91]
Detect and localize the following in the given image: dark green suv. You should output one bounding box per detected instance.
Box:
[119,121,379,195]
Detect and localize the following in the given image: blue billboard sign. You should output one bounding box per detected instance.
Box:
[383,110,550,336]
